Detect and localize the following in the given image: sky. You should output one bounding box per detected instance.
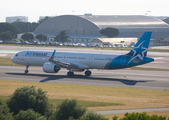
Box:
[0,0,169,22]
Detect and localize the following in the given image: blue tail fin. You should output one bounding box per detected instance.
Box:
[127,32,152,58]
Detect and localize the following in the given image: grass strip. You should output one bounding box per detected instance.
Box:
[0,57,22,66]
[0,80,169,111]
[0,96,122,108]
[49,99,122,108]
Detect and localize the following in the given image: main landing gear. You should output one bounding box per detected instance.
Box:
[24,65,29,74]
[85,70,91,76]
[67,71,74,76]
[67,69,92,77]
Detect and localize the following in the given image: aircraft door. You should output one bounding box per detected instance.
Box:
[20,52,24,60]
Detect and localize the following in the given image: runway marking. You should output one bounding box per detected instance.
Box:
[0,50,20,54]
[0,54,8,57]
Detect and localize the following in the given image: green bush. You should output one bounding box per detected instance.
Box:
[7,86,50,115]
[100,27,119,38]
[112,116,118,120]
[82,111,108,120]
[3,41,15,44]
[21,32,34,41]
[17,38,24,43]
[51,99,86,120]
[14,109,46,120]
[0,100,13,120]
[119,112,167,120]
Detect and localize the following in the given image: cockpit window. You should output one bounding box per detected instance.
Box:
[15,53,18,57]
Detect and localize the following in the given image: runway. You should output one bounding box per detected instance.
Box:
[1,66,169,90]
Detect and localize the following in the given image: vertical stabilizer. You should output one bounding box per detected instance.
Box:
[127,32,152,58]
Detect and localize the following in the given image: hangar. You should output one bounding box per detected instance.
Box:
[34,15,169,43]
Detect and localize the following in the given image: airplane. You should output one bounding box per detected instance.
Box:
[11,32,154,76]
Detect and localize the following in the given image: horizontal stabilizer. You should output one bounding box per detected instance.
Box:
[154,57,164,60]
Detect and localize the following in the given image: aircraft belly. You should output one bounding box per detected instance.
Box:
[88,61,107,69]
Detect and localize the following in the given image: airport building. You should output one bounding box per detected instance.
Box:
[34,15,169,45]
[6,16,28,23]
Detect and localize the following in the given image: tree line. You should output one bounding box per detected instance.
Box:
[0,86,168,120]
[0,21,74,43]
[0,17,50,42]
[0,22,69,43]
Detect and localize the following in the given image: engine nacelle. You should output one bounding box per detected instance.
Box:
[43,62,60,73]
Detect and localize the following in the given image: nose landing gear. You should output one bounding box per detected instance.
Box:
[24,65,29,74]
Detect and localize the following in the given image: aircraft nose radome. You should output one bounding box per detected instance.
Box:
[11,56,15,63]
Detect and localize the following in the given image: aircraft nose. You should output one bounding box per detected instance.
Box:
[11,56,15,63]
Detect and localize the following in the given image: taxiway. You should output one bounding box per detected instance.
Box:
[0,66,169,90]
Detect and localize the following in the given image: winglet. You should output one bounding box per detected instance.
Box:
[49,50,56,61]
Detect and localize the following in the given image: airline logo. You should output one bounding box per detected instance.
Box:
[25,52,32,56]
[25,52,48,57]
[128,40,147,64]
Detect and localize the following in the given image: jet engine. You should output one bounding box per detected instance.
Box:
[43,62,60,73]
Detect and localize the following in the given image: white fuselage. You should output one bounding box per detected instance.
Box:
[10,32,154,76]
[11,50,119,69]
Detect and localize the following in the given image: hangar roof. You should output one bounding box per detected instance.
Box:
[34,15,169,39]
[79,15,169,29]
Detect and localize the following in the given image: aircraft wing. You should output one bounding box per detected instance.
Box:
[49,50,89,69]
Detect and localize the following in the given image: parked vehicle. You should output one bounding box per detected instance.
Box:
[23,41,29,44]
[41,42,46,45]
[29,41,37,45]
[15,41,21,44]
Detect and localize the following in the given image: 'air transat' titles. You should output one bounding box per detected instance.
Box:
[25,52,48,57]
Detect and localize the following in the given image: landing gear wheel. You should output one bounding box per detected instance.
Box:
[24,65,29,74]
[67,72,74,76]
[24,70,29,74]
[85,71,91,76]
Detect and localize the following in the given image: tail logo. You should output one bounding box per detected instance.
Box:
[128,40,147,64]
